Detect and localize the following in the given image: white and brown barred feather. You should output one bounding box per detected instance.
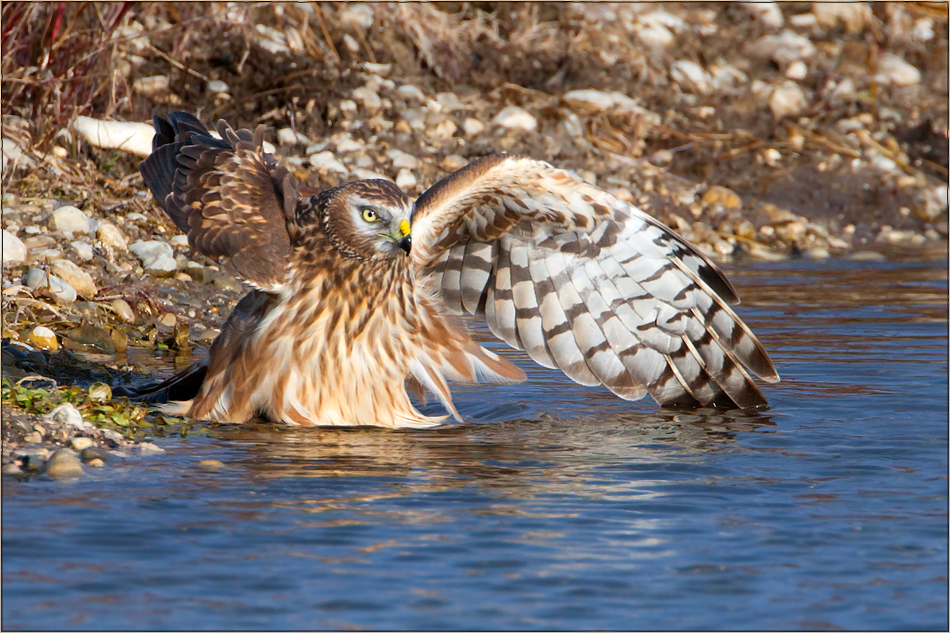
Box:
[411,154,779,409]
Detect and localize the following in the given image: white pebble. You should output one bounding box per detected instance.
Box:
[309,151,348,175]
[785,60,807,80]
[740,2,784,29]
[2,230,27,264]
[769,82,808,118]
[395,169,417,190]
[492,106,537,132]
[277,127,299,146]
[49,205,91,237]
[462,118,485,136]
[130,240,177,273]
[50,403,93,431]
[352,85,382,111]
[747,30,816,65]
[874,53,920,87]
[207,80,229,94]
[671,60,711,94]
[70,240,93,261]
[339,4,374,32]
[24,268,77,303]
[396,84,426,103]
[386,149,419,170]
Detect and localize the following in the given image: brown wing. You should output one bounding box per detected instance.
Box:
[140,112,298,291]
[410,154,779,410]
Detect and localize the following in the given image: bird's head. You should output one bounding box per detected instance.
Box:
[313,179,413,259]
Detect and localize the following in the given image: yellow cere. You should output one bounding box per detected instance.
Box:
[399,219,411,237]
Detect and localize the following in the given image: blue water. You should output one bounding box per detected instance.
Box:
[3,253,947,630]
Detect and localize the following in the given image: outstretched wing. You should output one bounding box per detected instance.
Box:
[410,154,779,409]
[139,112,298,291]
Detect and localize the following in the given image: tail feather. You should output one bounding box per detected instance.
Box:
[112,360,207,406]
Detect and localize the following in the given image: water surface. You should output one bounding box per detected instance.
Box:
[3,251,947,630]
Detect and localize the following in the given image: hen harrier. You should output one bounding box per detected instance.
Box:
[127,112,778,427]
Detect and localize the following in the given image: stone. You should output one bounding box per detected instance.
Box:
[740,2,784,29]
[23,431,43,444]
[67,324,115,353]
[442,155,467,171]
[2,138,35,175]
[96,220,129,253]
[702,186,743,211]
[428,119,457,140]
[2,230,27,264]
[395,169,417,190]
[785,60,807,80]
[50,259,97,298]
[199,459,226,471]
[169,234,189,248]
[25,268,77,303]
[462,118,485,136]
[110,299,135,323]
[49,205,91,237]
[396,84,425,103]
[352,85,382,111]
[100,428,125,445]
[671,60,711,94]
[43,449,83,479]
[748,30,816,66]
[87,459,105,468]
[492,107,537,132]
[130,240,178,274]
[70,437,95,451]
[309,151,348,175]
[135,442,164,455]
[81,447,110,463]
[874,53,920,87]
[2,463,23,476]
[133,75,170,95]
[812,2,870,33]
[769,83,808,119]
[50,403,94,431]
[339,3,373,32]
[70,240,94,261]
[386,149,419,170]
[634,21,674,48]
[207,79,229,94]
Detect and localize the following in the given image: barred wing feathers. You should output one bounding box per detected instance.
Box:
[140,113,297,291]
[410,154,779,409]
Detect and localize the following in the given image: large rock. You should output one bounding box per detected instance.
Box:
[2,230,27,264]
[49,205,91,237]
[43,449,84,479]
[50,259,97,298]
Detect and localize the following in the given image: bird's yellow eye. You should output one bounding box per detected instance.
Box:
[361,208,379,223]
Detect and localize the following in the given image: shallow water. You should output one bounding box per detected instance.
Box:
[3,251,947,630]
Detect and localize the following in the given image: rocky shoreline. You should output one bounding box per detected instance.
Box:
[1,3,947,478]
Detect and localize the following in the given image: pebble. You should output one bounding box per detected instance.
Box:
[309,151,348,175]
[130,240,178,274]
[158,312,177,327]
[81,447,110,463]
[110,298,136,323]
[136,442,165,455]
[87,458,105,468]
[395,169,417,190]
[702,186,743,211]
[671,60,711,94]
[784,60,807,80]
[386,149,419,170]
[23,431,43,444]
[769,82,808,119]
[100,428,125,445]
[50,403,94,431]
[168,234,190,248]
[428,119,457,140]
[68,324,115,353]
[276,127,309,146]
[634,20,674,49]
[97,220,128,251]
[339,3,374,32]
[352,85,382,111]
[462,118,485,136]
[207,79,229,94]
[396,84,426,103]
[25,268,77,303]
[3,463,23,476]
[874,53,921,87]
[70,240,94,261]
[2,230,27,264]
[848,250,886,262]
[49,205,92,237]
[492,106,537,132]
[812,2,870,33]
[50,259,97,298]
[199,459,226,471]
[748,30,816,66]
[43,449,84,479]
[134,75,170,96]
[70,437,95,451]
[740,2,784,29]
[442,155,468,171]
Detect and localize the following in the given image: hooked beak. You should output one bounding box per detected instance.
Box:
[383,219,412,254]
[397,218,411,254]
